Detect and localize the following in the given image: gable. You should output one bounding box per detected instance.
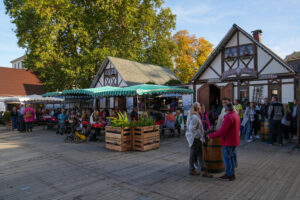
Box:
[91,56,179,88]
[95,61,127,88]
[192,24,295,82]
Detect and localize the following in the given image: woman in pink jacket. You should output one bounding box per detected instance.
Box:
[24,104,35,132]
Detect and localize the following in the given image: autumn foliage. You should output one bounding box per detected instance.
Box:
[172,30,213,83]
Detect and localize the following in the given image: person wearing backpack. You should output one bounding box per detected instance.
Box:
[23,104,35,132]
[268,96,284,146]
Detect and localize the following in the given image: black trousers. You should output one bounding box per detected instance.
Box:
[189,139,206,171]
[25,122,33,132]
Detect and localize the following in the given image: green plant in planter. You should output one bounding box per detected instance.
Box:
[109,112,130,128]
[133,114,155,127]
[2,112,11,124]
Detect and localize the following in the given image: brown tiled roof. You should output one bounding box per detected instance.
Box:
[0,67,45,96]
[285,51,300,62]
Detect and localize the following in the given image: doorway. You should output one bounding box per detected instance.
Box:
[197,84,220,112]
[209,85,220,110]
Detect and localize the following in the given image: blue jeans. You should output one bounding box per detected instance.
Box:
[222,146,236,177]
[244,121,251,140]
[269,120,282,144]
[12,116,18,129]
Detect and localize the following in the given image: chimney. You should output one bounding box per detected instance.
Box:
[252,29,262,43]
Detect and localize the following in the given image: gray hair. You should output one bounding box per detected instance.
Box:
[225,103,234,112]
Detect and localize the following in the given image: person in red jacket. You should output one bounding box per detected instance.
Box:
[208,103,240,181]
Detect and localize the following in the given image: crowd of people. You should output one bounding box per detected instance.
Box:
[185,97,299,181]
[234,97,298,145]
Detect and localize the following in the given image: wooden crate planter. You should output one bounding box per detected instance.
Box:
[105,126,131,152]
[133,125,160,151]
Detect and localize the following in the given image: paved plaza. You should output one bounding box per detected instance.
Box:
[1,127,300,200]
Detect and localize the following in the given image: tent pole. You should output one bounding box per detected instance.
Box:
[136,95,139,113]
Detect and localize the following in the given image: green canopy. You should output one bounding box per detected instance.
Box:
[42,92,62,97]
[93,84,193,97]
[61,86,118,96]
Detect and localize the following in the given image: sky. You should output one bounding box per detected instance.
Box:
[0,0,300,67]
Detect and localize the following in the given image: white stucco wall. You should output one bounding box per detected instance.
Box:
[210,54,222,75]
[257,47,271,71]
[239,32,252,45]
[282,84,294,103]
[200,67,220,79]
[226,32,237,47]
[260,59,289,75]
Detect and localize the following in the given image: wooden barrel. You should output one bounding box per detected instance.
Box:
[203,138,225,173]
[260,120,270,142]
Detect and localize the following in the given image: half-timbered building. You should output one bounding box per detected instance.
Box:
[90,56,178,88]
[90,56,179,110]
[191,24,297,110]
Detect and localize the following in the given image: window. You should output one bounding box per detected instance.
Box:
[239,44,254,57]
[104,68,117,76]
[225,47,238,61]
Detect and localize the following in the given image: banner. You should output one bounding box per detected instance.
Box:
[182,94,192,110]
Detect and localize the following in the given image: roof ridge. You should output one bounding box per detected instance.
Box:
[107,56,170,69]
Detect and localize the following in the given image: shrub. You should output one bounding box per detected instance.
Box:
[2,112,11,124]
[164,79,181,86]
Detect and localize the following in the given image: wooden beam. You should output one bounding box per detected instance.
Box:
[208,65,221,78]
[258,58,273,75]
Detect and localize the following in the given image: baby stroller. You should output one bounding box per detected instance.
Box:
[64,124,87,144]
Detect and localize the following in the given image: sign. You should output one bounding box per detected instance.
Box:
[259,74,277,79]
[126,97,134,110]
[182,94,192,110]
[208,78,221,83]
[222,67,258,79]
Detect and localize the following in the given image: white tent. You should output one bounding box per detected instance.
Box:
[19,94,64,103]
[0,95,64,103]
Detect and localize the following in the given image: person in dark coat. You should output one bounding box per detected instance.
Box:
[10,107,18,130]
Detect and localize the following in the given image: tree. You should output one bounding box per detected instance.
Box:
[172,30,213,83]
[4,0,176,91]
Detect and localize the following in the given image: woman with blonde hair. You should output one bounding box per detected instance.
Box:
[186,102,212,177]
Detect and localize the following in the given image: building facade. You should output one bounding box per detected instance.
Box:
[10,55,26,69]
[191,24,296,110]
[90,56,180,111]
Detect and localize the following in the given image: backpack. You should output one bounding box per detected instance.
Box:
[270,103,284,120]
[25,110,31,119]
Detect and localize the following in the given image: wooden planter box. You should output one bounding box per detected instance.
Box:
[133,125,160,151]
[105,126,131,152]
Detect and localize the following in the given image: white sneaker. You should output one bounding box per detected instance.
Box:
[255,135,260,139]
[246,139,252,143]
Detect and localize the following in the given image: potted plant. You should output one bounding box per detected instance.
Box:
[132,115,160,151]
[105,112,131,152]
